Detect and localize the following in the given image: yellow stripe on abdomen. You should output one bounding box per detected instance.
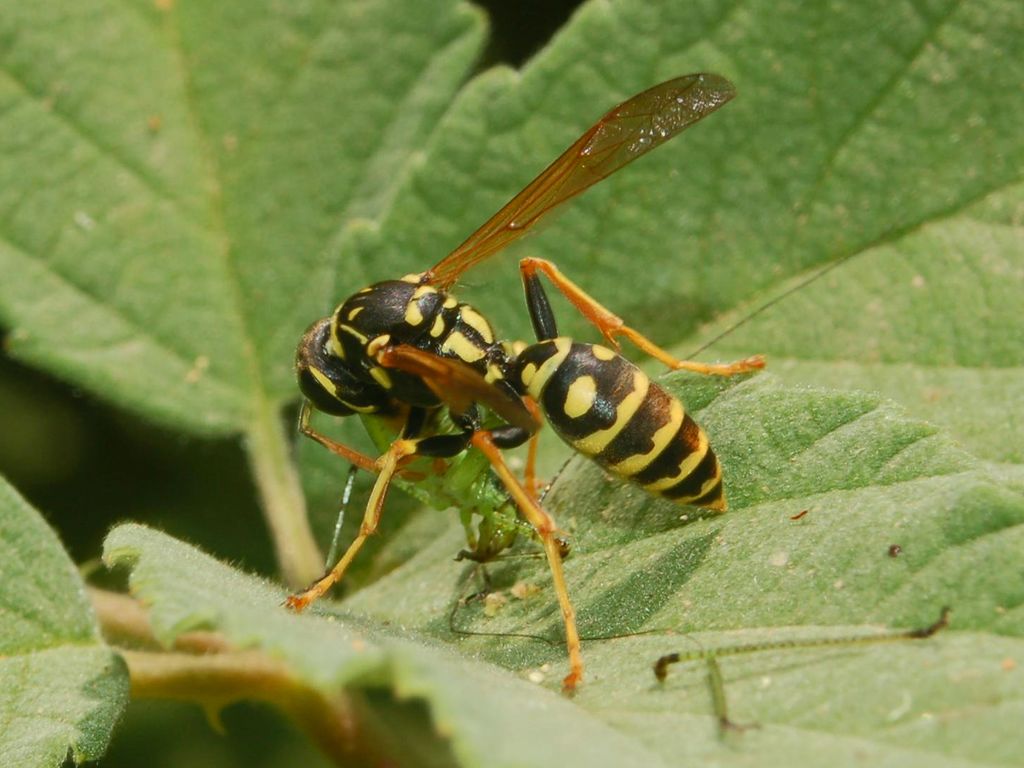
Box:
[572,370,649,455]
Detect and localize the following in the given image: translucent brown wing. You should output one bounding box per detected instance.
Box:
[424,73,736,289]
[377,345,539,433]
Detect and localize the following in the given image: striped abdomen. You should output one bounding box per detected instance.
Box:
[514,338,726,511]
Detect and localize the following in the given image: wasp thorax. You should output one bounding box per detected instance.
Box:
[331,280,445,361]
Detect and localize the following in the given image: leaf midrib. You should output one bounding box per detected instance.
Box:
[152,8,269,416]
[0,58,242,393]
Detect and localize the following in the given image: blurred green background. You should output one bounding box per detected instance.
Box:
[0,2,582,766]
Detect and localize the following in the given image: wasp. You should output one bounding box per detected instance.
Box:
[286,73,763,692]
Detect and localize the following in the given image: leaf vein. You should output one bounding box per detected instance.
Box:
[322,27,482,298]
[0,68,204,230]
[156,6,269,412]
[0,230,239,392]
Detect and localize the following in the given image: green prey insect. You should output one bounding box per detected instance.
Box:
[286,73,764,692]
[654,607,951,733]
[337,403,549,565]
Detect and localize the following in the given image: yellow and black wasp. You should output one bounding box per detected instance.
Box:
[286,73,763,691]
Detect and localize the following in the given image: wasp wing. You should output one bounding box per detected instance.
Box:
[377,345,539,433]
[425,73,736,289]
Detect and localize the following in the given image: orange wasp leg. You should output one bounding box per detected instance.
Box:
[298,399,379,473]
[520,257,765,376]
[285,437,417,612]
[471,430,583,694]
[522,397,544,500]
[299,399,427,482]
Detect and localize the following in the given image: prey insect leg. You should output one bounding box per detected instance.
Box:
[324,464,359,569]
[653,607,951,734]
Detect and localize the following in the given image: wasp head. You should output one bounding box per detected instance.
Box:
[295,318,389,416]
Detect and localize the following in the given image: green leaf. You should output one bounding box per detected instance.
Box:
[102,523,669,768]
[342,374,1024,765]
[105,372,1024,766]
[703,192,1024,465]
[0,478,128,767]
[0,0,485,584]
[4,0,1024,762]
[3,1,1021,578]
[0,0,483,431]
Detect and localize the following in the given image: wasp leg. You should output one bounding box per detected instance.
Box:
[486,418,552,507]
[298,400,379,472]
[525,425,542,499]
[503,397,544,500]
[472,393,544,500]
[520,257,764,376]
[470,430,583,693]
[286,434,418,612]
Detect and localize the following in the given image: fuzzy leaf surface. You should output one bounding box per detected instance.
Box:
[0,479,128,767]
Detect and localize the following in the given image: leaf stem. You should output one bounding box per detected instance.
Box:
[245,398,323,587]
[91,588,377,767]
[123,649,365,766]
[88,587,229,653]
